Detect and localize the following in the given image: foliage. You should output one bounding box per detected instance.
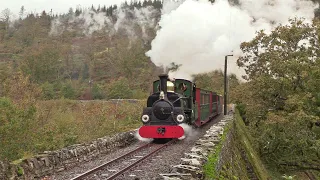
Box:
[193,70,240,100]
[92,84,105,99]
[33,99,144,152]
[0,99,144,161]
[2,71,41,108]
[106,77,133,99]
[0,71,40,160]
[234,110,270,180]
[40,82,55,100]
[282,174,296,180]
[236,18,320,174]
[20,44,64,83]
[0,97,36,160]
[61,82,76,99]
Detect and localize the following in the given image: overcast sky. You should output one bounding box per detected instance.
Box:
[0,0,129,17]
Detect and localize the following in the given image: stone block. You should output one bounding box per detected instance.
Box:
[180,158,201,166]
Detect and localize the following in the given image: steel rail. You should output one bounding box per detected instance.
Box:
[70,142,153,180]
[106,140,175,180]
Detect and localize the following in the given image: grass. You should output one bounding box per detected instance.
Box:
[0,98,145,161]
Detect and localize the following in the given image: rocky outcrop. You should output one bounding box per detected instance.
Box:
[159,115,234,180]
[0,129,138,180]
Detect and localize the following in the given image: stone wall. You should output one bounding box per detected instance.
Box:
[215,121,253,179]
[159,115,234,180]
[0,129,138,180]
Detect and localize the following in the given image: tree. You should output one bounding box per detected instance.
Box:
[62,82,76,99]
[0,8,12,31]
[106,77,132,99]
[21,44,63,83]
[68,8,74,15]
[193,70,239,97]
[92,84,105,99]
[75,6,82,16]
[19,6,25,19]
[236,18,320,172]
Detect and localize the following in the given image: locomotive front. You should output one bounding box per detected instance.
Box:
[138,74,186,139]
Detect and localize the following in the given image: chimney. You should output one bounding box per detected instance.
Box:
[159,74,168,94]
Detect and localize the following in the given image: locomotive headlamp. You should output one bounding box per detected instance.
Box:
[141,115,150,122]
[159,91,165,99]
[176,114,185,122]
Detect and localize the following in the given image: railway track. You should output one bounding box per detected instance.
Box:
[70,140,175,180]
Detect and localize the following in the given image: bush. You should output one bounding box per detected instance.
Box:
[40,82,55,100]
[0,97,36,161]
[236,103,246,117]
[131,89,148,99]
[106,77,133,99]
[92,84,105,99]
[62,82,76,99]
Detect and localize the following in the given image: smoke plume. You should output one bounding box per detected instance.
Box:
[146,0,318,80]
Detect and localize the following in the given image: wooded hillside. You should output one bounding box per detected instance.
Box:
[0,0,164,101]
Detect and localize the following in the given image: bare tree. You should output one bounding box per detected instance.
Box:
[0,8,12,31]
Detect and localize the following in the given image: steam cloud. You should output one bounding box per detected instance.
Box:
[49,6,159,39]
[178,123,199,140]
[134,129,153,142]
[146,0,318,80]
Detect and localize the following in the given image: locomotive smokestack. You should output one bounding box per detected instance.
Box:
[159,74,168,94]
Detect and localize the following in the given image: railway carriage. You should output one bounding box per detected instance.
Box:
[138,74,223,139]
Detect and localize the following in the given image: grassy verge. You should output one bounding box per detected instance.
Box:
[0,98,145,161]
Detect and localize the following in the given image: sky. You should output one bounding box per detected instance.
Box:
[0,0,129,17]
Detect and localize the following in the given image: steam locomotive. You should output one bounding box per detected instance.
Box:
[138,74,223,139]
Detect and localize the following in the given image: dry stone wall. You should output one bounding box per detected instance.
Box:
[0,129,138,180]
[159,115,234,180]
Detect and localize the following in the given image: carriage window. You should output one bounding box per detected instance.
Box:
[201,94,204,105]
[213,95,217,102]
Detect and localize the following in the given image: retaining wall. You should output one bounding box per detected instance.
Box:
[0,130,138,180]
[159,115,234,180]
